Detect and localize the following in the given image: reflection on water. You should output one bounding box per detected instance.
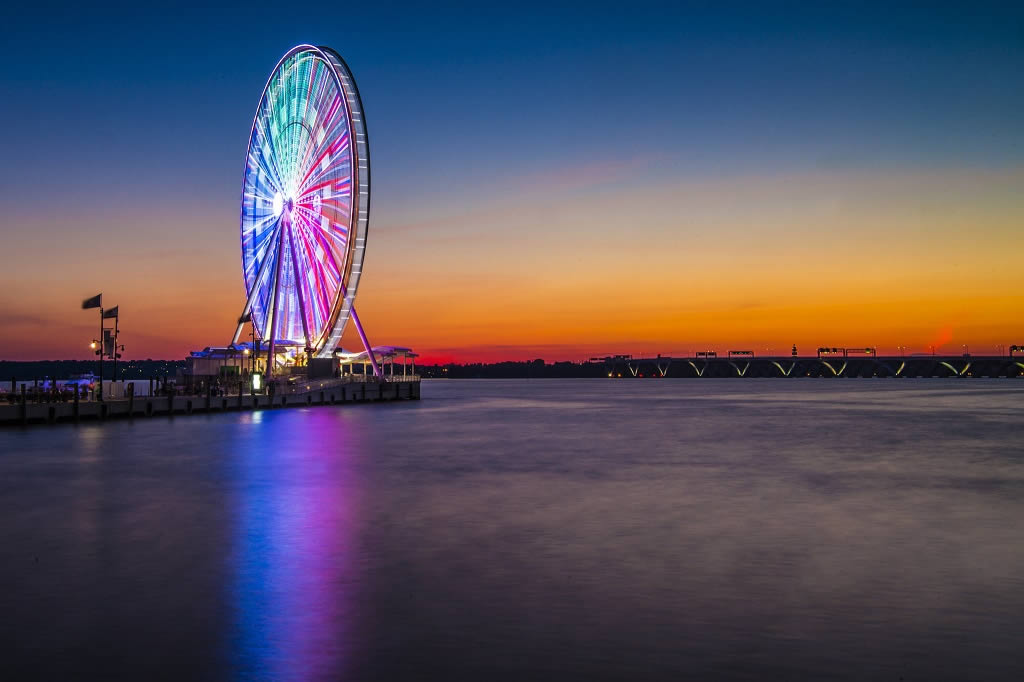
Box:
[230,410,360,680]
[1,380,1023,680]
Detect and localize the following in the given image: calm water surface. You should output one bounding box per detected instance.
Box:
[1,379,1023,680]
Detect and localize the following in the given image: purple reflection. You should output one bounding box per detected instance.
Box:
[229,409,362,680]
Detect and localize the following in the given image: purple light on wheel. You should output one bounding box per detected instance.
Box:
[240,45,371,356]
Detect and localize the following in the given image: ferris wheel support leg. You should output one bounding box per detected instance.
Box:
[265,225,287,379]
[231,230,281,345]
[286,223,313,353]
[350,307,382,378]
[231,319,246,346]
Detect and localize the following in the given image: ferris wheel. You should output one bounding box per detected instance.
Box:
[232,45,378,374]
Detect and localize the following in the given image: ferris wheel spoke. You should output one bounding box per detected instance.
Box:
[297,175,348,204]
[295,209,344,284]
[319,204,352,230]
[243,230,274,267]
[248,145,282,193]
[298,107,344,169]
[255,124,287,189]
[297,124,348,186]
[235,224,282,343]
[247,190,278,207]
[296,65,322,169]
[297,210,347,275]
[299,223,333,339]
[297,85,332,176]
[248,157,279,194]
[293,200,348,229]
[244,241,281,319]
[242,213,281,248]
[245,180,278,199]
[285,225,314,347]
[244,223,280,275]
[254,117,285,177]
[298,140,350,195]
[296,231,341,326]
[294,219,336,320]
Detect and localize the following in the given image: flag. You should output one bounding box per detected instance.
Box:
[238,311,253,324]
[82,294,102,309]
[103,306,119,319]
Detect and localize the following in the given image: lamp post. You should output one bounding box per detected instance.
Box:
[89,340,99,400]
[111,313,121,387]
[99,309,104,401]
[96,320,104,401]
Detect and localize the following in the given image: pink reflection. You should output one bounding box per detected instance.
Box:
[231,410,362,679]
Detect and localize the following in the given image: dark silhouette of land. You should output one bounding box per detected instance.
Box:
[5,357,1021,382]
[1,360,185,381]
[0,359,598,381]
[417,360,603,379]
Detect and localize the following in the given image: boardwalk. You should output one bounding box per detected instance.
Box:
[0,377,420,426]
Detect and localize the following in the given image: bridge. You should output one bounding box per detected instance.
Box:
[593,352,1024,379]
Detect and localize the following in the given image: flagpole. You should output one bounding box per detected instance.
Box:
[113,313,119,389]
[82,294,104,401]
[98,307,104,402]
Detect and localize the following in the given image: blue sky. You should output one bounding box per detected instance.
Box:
[3,2,1020,207]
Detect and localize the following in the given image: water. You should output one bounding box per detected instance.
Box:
[1,379,1023,680]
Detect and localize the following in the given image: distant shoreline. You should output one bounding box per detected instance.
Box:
[3,357,1021,381]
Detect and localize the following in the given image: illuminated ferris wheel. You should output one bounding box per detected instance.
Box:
[232,45,373,369]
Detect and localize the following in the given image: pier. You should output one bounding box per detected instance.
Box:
[0,376,420,427]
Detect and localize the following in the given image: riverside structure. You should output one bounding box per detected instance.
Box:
[596,352,1024,379]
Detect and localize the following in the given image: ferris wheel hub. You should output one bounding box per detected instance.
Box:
[271,191,296,219]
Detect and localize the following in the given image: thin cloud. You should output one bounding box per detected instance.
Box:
[380,154,662,236]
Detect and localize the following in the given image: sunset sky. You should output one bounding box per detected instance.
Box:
[1,2,1022,363]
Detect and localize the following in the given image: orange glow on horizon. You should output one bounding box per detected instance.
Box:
[3,167,1023,363]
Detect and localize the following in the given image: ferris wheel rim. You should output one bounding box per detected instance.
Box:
[314,45,372,358]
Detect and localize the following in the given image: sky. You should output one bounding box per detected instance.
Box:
[1,1,1022,362]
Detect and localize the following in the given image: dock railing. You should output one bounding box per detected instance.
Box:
[2,372,422,405]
